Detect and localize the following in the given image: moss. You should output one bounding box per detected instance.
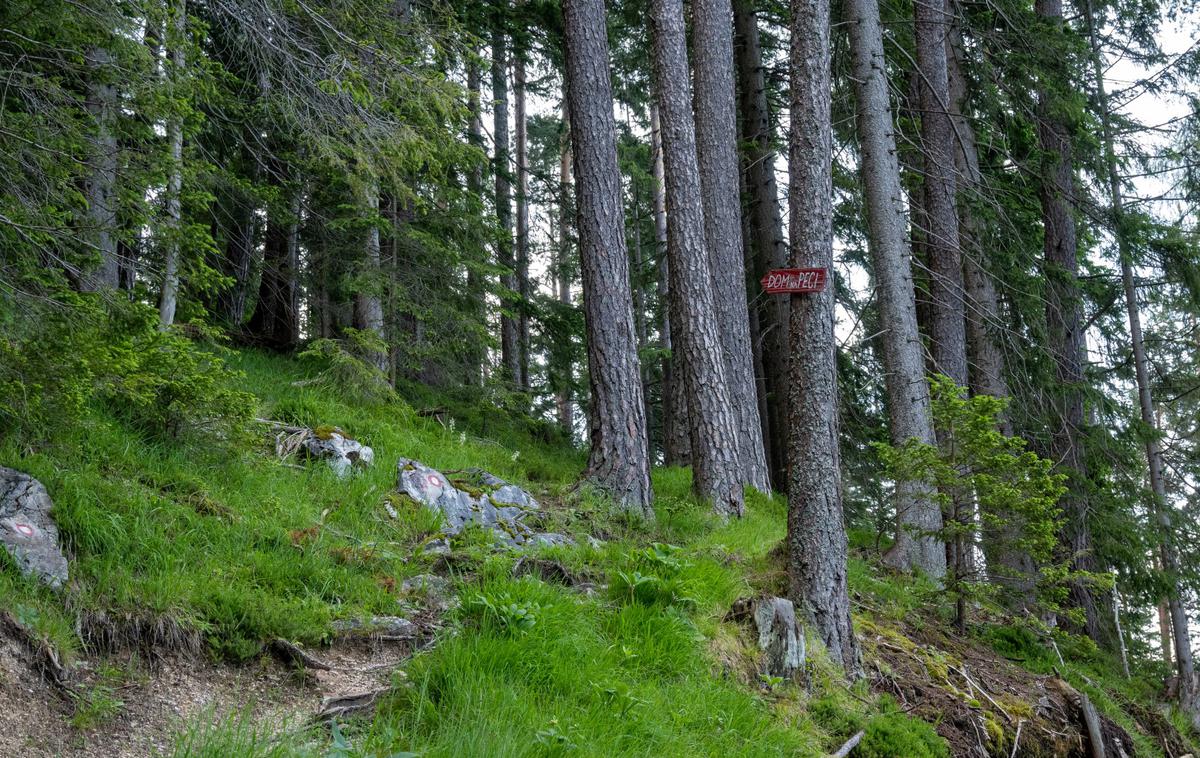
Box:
[857,702,950,758]
[312,425,347,441]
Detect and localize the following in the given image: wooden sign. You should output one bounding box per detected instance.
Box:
[761,268,828,294]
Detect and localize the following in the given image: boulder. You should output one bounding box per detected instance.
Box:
[0,468,69,589]
[396,458,546,547]
[302,428,374,477]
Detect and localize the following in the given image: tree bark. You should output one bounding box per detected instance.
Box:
[946,8,1033,602]
[248,182,302,349]
[563,0,654,515]
[158,0,186,327]
[651,0,745,517]
[467,56,486,385]
[557,102,575,434]
[845,0,944,577]
[1083,0,1196,712]
[492,5,520,385]
[734,0,789,489]
[82,46,121,291]
[788,0,862,675]
[1035,0,1113,647]
[652,100,691,467]
[354,179,388,372]
[515,34,531,392]
[692,0,770,493]
[915,0,966,388]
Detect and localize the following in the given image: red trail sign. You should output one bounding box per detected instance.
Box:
[760,268,828,294]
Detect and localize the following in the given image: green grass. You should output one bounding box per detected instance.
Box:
[3,346,1192,757]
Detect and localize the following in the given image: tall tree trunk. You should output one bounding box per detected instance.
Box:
[734,0,788,489]
[562,0,654,514]
[1035,0,1113,647]
[248,181,302,349]
[515,37,531,392]
[158,0,186,328]
[692,0,770,493]
[845,0,944,577]
[556,103,575,434]
[218,183,257,325]
[946,8,1032,601]
[788,0,861,674]
[651,0,745,517]
[914,0,971,607]
[492,7,520,385]
[82,47,120,291]
[652,100,691,466]
[467,56,486,385]
[915,0,966,388]
[355,179,388,372]
[1083,0,1196,714]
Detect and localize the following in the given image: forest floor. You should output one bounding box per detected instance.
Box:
[0,349,1197,757]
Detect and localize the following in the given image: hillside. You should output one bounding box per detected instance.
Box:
[0,349,1194,757]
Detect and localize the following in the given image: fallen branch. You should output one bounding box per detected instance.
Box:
[269,638,332,671]
[312,688,390,722]
[1010,718,1024,758]
[1080,693,1106,758]
[950,663,1014,724]
[830,730,865,758]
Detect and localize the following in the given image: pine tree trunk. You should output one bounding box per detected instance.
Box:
[467,57,486,385]
[218,181,257,325]
[563,0,654,514]
[82,46,121,291]
[248,181,302,349]
[1035,0,1113,648]
[787,0,861,674]
[692,0,770,493]
[515,42,531,392]
[355,180,388,372]
[652,100,691,467]
[492,7,520,385]
[556,103,575,434]
[651,0,745,517]
[158,0,186,327]
[914,0,965,388]
[1083,0,1196,713]
[946,8,1032,601]
[734,0,789,489]
[845,0,944,577]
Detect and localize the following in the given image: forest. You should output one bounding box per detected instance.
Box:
[2,0,1200,754]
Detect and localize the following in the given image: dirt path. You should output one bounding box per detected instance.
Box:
[0,627,413,757]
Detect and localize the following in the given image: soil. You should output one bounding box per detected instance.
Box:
[0,622,419,757]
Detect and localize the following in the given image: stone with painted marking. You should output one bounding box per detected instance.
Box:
[0,467,69,589]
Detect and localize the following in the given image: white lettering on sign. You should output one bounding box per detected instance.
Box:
[760,268,829,294]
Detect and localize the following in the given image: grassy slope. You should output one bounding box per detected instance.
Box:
[1,349,1193,757]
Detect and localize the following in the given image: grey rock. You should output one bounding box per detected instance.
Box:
[0,468,69,589]
[304,430,373,477]
[420,538,451,556]
[401,573,450,596]
[332,615,418,640]
[397,458,541,546]
[752,597,806,679]
[526,532,575,548]
[585,535,606,550]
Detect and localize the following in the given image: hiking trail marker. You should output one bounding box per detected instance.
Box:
[761,268,828,294]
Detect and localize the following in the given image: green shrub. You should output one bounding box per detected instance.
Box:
[298,329,397,405]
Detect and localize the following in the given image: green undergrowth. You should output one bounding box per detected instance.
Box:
[0,349,584,662]
[4,347,1191,756]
